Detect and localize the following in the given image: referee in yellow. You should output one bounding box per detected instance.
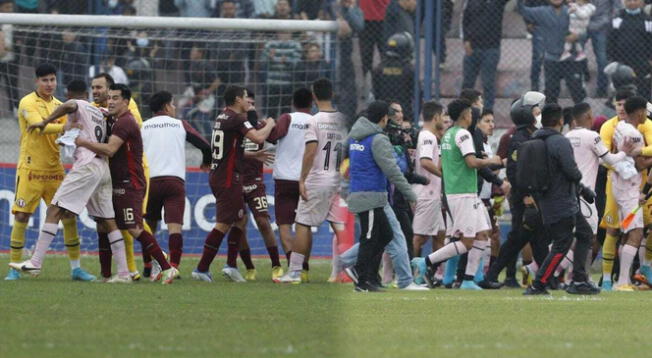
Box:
[6,63,94,281]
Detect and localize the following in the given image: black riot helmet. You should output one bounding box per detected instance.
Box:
[510,91,546,128]
[384,32,414,59]
[604,62,637,93]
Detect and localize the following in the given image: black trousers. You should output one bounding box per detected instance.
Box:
[0,61,18,109]
[534,211,592,286]
[354,207,393,283]
[485,193,549,282]
[393,205,414,260]
[544,60,586,104]
[359,20,385,75]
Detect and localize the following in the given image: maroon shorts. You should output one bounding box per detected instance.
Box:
[243,180,269,219]
[113,186,144,230]
[145,176,186,224]
[210,173,245,225]
[274,179,299,225]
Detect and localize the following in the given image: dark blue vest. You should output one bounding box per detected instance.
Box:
[349,135,387,193]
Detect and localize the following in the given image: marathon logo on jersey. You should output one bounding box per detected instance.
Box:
[28,172,64,182]
[350,143,365,152]
[243,183,258,194]
[244,139,259,152]
[143,122,181,130]
[291,123,308,130]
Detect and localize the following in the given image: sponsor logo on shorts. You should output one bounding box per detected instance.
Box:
[15,198,25,208]
[28,173,64,181]
[113,188,126,195]
[605,215,613,224]
[237,209,244,218]
[243,184,258,194]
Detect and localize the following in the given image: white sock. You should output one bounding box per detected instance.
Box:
[31,223,59,268]
[639,239,649,267]
[617,244,638,286]
[69,259,80,270]
[382,252,394,284]
[109,230,129,277]
[555,250,574,277]
[435,264,444,280]
[482,242,492,273]
[464,240,486,277]
[427,241,468,265]
[289,252,304,273]
[330,235,340,278]
[527,261,539,275]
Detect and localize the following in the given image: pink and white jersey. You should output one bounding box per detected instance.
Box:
[612,121,643,200]
[565,127,609,191]
[304,111,347,188]
[413,129,441,200]
[67,99,106,168]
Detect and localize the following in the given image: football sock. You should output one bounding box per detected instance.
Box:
[646,236,652,262]
[109,230,129,277]
[31,223,58,268]
[289,252,304,273]
[121,230,137,273]
[527,261,539,275]
[464,240,486,280]
[226,227,243,268]
[240,249,255,270]
[98,232,112,278]
[639,238,649,267]
[136,231,170,271]
[427,241,468,266]
[482,245,491,273]
[169,233,183,268]
[266,246,281,267]
[62,218,80,265]
[617,244,637,286]
[602,232,617,282]
[9,220,27,263]
[197,229,225,272]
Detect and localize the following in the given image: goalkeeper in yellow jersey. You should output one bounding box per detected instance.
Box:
[90,73,158,281]
[6,63,94,281]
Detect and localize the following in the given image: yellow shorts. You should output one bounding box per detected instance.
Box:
[601,171,652,229]
[12,168,65,214]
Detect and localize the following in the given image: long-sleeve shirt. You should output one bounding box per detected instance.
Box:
[518,0,570,61]
[462,0,509,49]
[588,0,622,32]
[383,1,414,42]
[174,0,212,17]
[568,3,596,35]
[607,9,652,72]
[261,40,302,85]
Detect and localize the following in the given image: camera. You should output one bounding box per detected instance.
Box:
[578,183,596,204]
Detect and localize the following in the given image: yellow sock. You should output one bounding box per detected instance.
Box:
[602,233,618,280]
[122,230,137,273]
[143,221,153,235]
[62,218,80,262]
[10,221,28,263]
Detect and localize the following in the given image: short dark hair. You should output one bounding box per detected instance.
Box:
[459,88,482,104]
[541,103,563,127]
[571,102,591,119]
[66,80,87,95]
[223,85,246,106]
[367,100,389,124]
[149,91,173,113]
[293,88,313,109]
[481,109,494,118]
[422,101,443,122]
[109,83,131,102]
[312,78,333,101]
[246,89,255,99]
[447,99,472,122]
[615,88,635,102]
[93,72,115,86]
[35,63,57,78]
[625,96,648,114]
[563,107,573,126]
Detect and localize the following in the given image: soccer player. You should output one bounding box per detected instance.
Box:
[422,99,502,290]
[6,63,93,281]
[90,72,150,280]
[269,88,313,264]
[191,86,276,282]
[598,89,652,290]
[141,91,211,273]
[276,78,348,284]
[75,84,178,284]
[411,101,445,257]
[10,80,130,282]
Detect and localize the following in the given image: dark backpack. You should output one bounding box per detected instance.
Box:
[516,133,559,195]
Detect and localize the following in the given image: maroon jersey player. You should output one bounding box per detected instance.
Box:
[192,85,276,282]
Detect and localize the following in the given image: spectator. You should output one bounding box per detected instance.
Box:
[518,0,586,104]
[124,31,158,111]
[260,31,302,117]
[159,0,180,16]
[273,0,293,19]
[109,0,136,15]
[0,0,18,113]
[359,0,391,91]
[607,0,652,98]
[586,0,622,97]
[213,0,255,18]
[175,0,213,17]
[46,0,88,14]
[383,0,417,44]
[525,0,548,91]
[334,0,364,123]
[212,0,249,97]
[461,0,509,110]
[295,0,332,20]
[560,0,595,61]
[88,55,129,85]
[372,32,415,121]
[59,30,89,89]
[420,0,454,65]
[179,44,220,138]
[294,43,332,89]
[253,0,277,18]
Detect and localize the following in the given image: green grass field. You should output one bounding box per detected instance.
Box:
[1,255,650,358]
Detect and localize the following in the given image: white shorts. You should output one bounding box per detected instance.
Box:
[52,159,114,219]
[295,185,346,227]
[579,200,598,235]
[445,194,491,238]
[412,199,444,236]
[616,196,643,233]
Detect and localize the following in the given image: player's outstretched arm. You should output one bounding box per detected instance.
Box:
[245,118,276,144]
[28,100,79,133]
[75,134,124,157]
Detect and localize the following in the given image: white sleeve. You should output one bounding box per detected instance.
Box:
[590,132,609,157]
[455,129,475,157]
[418,133,436,161]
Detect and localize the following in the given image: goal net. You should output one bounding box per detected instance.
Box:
[0,14,347,259]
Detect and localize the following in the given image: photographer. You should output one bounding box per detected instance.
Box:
[524,104,598,295]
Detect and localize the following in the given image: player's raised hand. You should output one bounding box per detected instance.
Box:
[27,120,47,133]
[253,148,275,165]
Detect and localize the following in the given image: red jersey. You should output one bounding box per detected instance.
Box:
[210,108,254,187]
[241,135,264,184]
[109,110,145,190]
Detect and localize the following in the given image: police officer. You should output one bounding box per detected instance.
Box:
[372,32,414,121]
